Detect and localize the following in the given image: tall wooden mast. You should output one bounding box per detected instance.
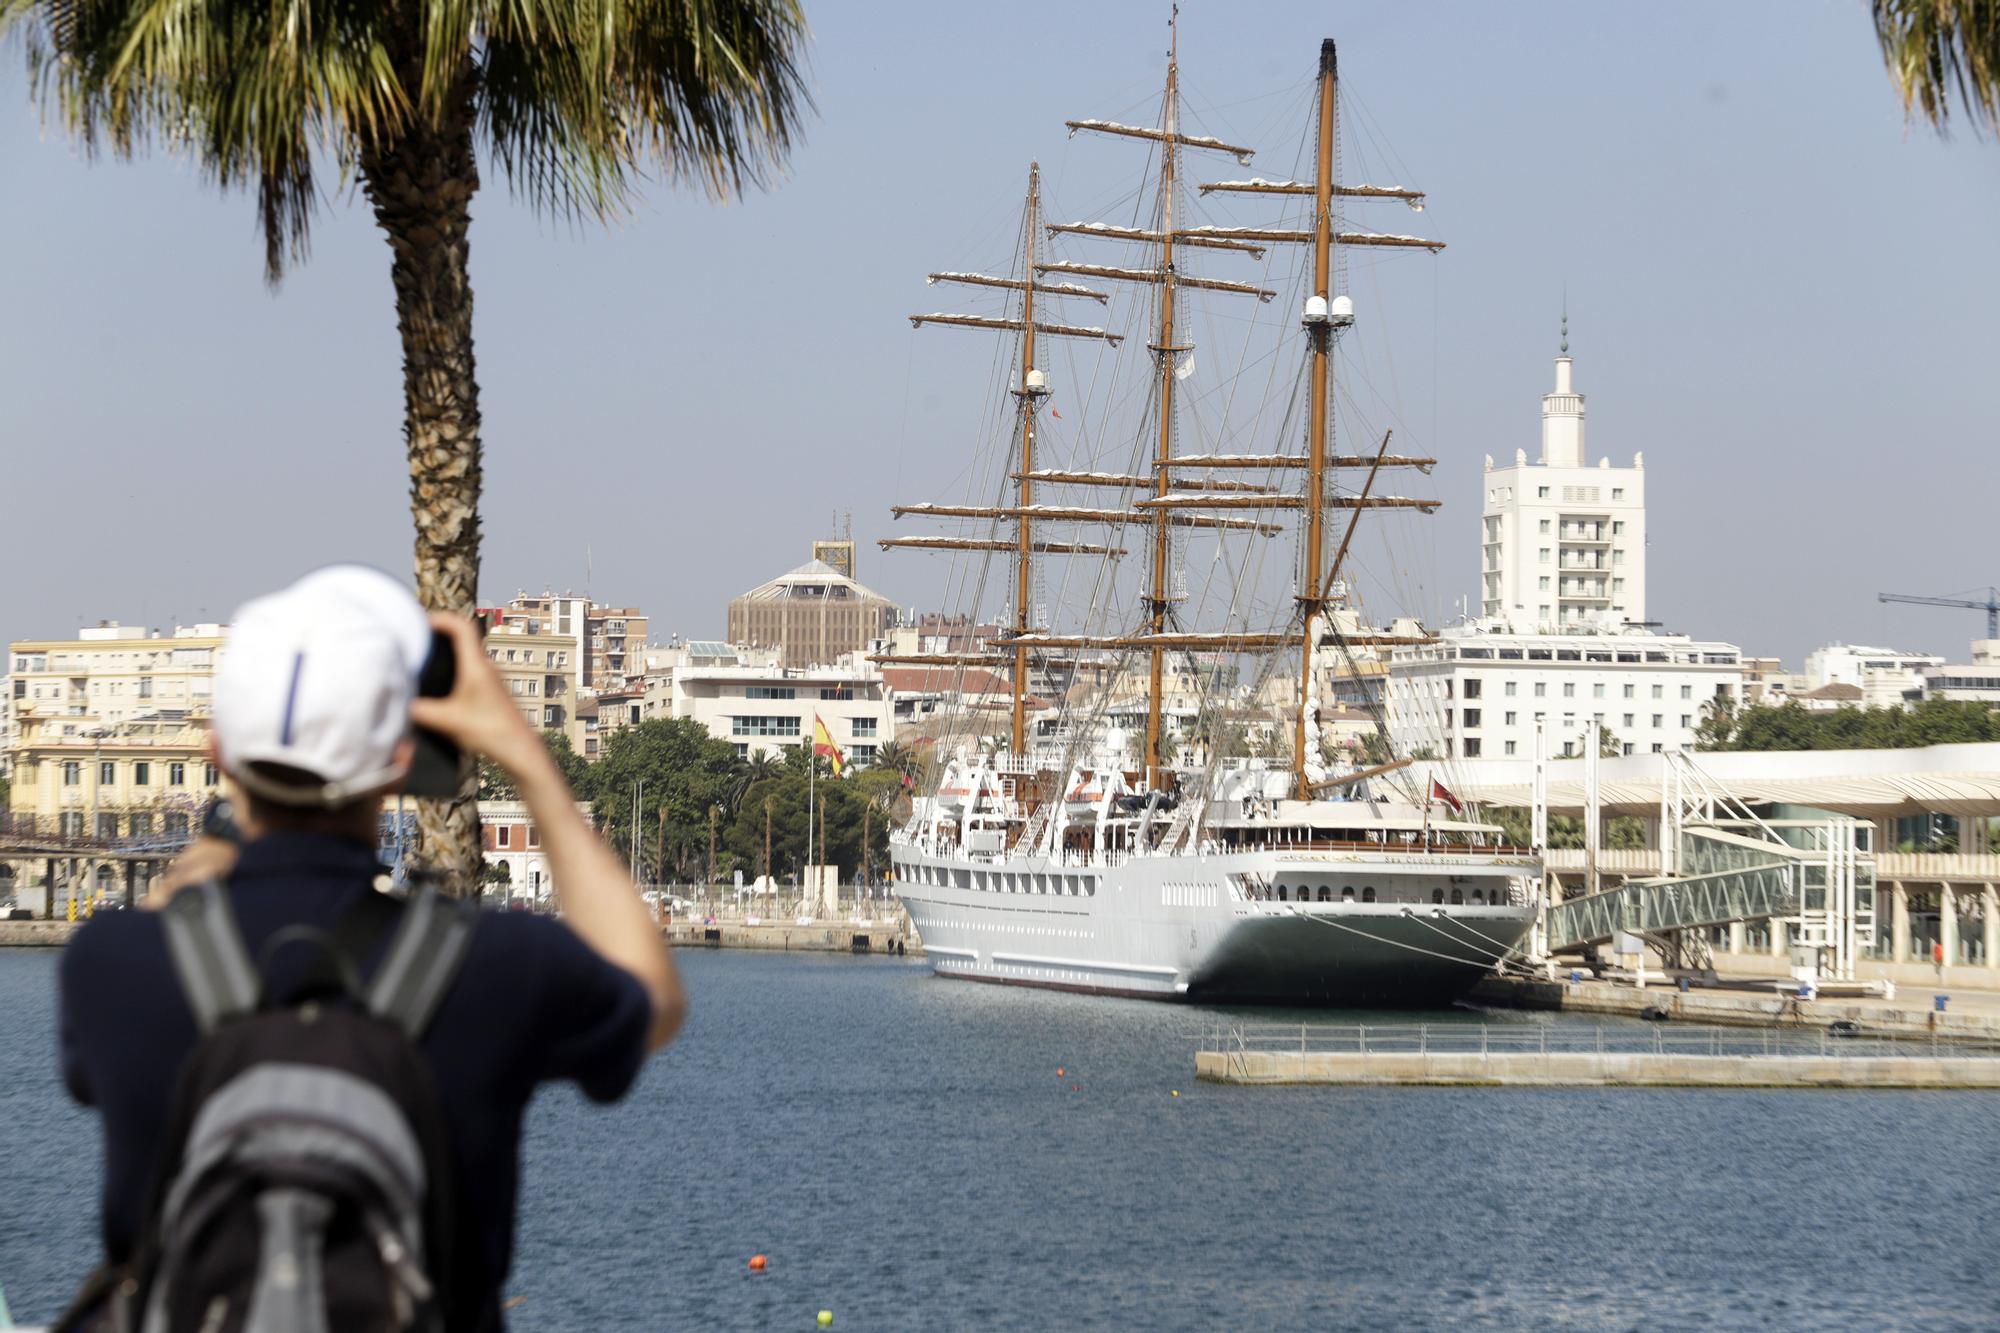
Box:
[1011,163,1044,755]
[1144,15,1183,788]
[1294,38,1339,794]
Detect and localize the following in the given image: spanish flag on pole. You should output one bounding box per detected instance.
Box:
[812,713,847,776]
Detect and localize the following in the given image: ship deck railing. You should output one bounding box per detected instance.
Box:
[1199,1022,2000,1061]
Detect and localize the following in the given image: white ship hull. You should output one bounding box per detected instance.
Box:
[890,840,1536,1005]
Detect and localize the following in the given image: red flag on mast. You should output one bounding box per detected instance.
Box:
[1429,778,1464,815]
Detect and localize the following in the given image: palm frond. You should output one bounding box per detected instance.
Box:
[6,0,811,276]
[1873,0,2000,138]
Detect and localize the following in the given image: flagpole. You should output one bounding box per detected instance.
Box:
[809,722,817,899]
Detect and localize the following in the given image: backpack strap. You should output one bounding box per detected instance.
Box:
[160,879,261,1033]
[364,888,478,1038]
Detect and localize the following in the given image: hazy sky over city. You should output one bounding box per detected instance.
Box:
[3,1,1996,665]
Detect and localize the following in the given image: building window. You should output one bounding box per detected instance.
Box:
[1623,713,1635,727]
[1537,486,1550,498]
[1680,685,1694,699]
[1504,682,1517,698]
[169,762,186,786]
[731,716,802,738]
[1463,709,1481,728]
[746,686,796,700]
[1652,685,1664,699]
[1537,519,1551,534]
[851,717,878,738]
[820,686,854,700]
[1537,576,1550,591]
[1504,740,1517,756]
[99,761,116,786]
[129,813,152,837]
[1652,714,1664,728]
[1612,548,1626,564]
[496,825,511,849]
[1592,683,1606,699]
[134,762,150,786]
[1681,715,1693,728]
[1613,521,1625,535]
[1612,488,1624,500]
[1504,711,1517,726]
[527,826,540,849]
[1463,738,1482,758]
[96,813,119,840]
[1537,548,1550,564]
[164,812,190,836]
[204,763,218,786]
[1562,683,1575,698]
[61,812,85,837]
[1622,684,1635,698]
[850,744,878,766]
[1463,679,1481,700]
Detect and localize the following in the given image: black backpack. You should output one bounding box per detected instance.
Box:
[97,880,479,1333]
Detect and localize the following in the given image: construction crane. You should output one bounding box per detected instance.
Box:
[1878,587,2000,640]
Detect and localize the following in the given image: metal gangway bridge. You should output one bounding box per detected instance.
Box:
[1533,743,1876,979]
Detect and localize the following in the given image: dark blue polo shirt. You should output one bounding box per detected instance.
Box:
[58,830,651,1325]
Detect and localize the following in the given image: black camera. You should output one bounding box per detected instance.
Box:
[403,628,464,797]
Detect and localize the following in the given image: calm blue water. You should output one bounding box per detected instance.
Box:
[4,946,1998,1329]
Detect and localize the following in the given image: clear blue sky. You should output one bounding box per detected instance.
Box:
[3,1,1995,665]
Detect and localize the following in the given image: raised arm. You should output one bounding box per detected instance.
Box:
[410,613,685,1049]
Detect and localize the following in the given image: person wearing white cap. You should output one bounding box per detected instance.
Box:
[56,566,685,1330]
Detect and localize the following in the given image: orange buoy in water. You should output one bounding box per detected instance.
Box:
[748,1255,768,1273]
[1056,1067,1065,1077]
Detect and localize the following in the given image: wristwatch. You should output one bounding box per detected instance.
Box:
[200,794,244,847]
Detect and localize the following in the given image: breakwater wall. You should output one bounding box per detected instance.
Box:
[664,916,920,957]
[1472,974,2000,1042]
[1196,1048,2000,1088]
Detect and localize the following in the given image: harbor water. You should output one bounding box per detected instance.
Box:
[3,947,1997,1328]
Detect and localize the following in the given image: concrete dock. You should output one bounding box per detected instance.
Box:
[1473,973,2000,1042]
[1197,1048,2000,1087]
[1,913,925,957]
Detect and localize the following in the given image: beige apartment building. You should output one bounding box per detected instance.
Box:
[479,613,581,742]
[498,593,648,690]
[727,550,898,669]
[6,625,226,905]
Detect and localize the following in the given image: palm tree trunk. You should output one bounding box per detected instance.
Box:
[361,73,485,895]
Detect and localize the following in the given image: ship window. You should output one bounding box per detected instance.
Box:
[1472,890,1486,905]
[1450,889,1464,905]
[1362,886,1377,903]
[1340,887,1353,902]
[1277,885,1289,902]
[1432,888,1444,904]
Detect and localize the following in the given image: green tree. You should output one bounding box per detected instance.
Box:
[1693,695,1738,751]
[1715,699,2000,752]
[6,0,811,891]
[720,768,894,887]
[1873,0,2000,137]
[587,719,747,882]
[479,729,587,799]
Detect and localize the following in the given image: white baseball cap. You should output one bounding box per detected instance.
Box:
[213,564,434,807]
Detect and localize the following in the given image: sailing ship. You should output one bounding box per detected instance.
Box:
[879,27,1539,1004]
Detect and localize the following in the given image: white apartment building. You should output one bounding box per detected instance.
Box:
[643,642,895,766]
[1918,641,2000,704]
[1803,644,1945,709]
[1387,627,1745,761]
[1480,334,1647,631]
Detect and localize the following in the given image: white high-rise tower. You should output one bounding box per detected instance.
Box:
[1478,319,1647,631]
